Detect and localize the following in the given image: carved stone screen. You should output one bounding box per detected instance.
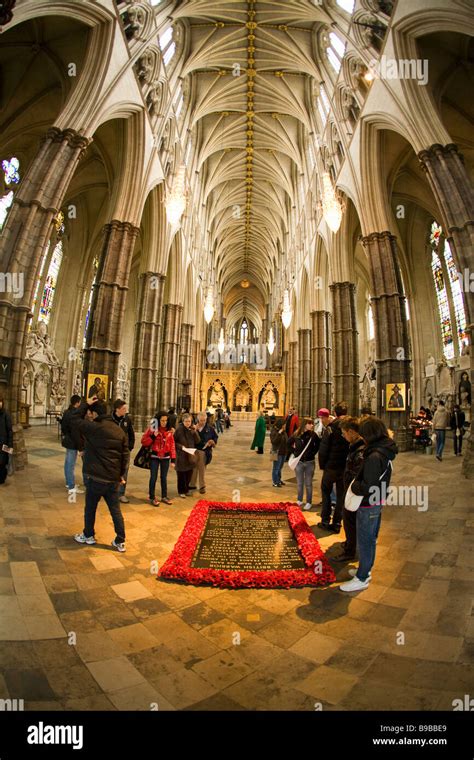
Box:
[191,509,305,571]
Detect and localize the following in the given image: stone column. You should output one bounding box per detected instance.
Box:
[287,340,298,408]
[0,127,89,467]
[129,272,165,430]
[282,348,288,410]
[311,310,332,410]
[362,232,411,450]
[159,303,183,410]
[418,143,474,474]
[191,339,201,412]
[178,322,194,408]
[297,329,311,416]
[82,220,139,397]
[330,282,359,415]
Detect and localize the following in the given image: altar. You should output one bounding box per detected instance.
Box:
[201,365,285,414]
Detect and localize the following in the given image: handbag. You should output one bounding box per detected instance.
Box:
[345,461,393,512]
[288,437,312,471]
[270,450,278,462]
[133,445,152,470]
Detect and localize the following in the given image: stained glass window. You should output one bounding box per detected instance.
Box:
[31,242,50,313]
[2,157,20,185]
[368,304,375,340]
[83,257,99,348]
[0,156,20,231]
[327,33,345,74]
[317,85,330,126]
[336,0,355,12]
[431,249,454,360]
[38,241,63,325]
[444,240,467,351]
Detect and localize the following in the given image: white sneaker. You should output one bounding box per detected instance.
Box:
[303,503,312,511]
[119,496,129,503]
[348,568,372,580]
[68,486,84,495]
[74,532,96,545]
[339,577,370,592]
[111,539,126,553]
[296,500,303,507]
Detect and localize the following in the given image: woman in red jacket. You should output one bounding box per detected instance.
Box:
[141,411,176,506]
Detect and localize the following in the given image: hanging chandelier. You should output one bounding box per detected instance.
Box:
[203,287,215,324]
[165,164,187,226]
[321,172,343,233]
[267,326,275,355]
[281,289,292,329]
[218,327,225,355]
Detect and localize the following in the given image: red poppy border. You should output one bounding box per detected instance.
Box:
[158,500,336,589]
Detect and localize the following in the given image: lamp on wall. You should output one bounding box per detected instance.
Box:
[281,289,292,329]
[203,287,215,324]
[267,326,275,355]
[321,172,343,233]
[165,163,187,226]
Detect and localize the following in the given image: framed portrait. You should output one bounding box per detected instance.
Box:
[86,373,109,402]
[386,382,406,411]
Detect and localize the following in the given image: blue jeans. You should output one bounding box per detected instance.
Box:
[296,460,315,504]
[435,429,446,457]
[149,457,170,499]
[84,475,125,543]
[64,449,78,489]
[272,454,285,485]
[356,505,382,582]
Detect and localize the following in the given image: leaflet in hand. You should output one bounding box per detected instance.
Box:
[182,447,196,455]
[2,445,13,454]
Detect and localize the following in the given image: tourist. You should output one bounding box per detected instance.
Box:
[289,417,320,510]
[333,417,366,562]
[174,413,201,497]
[167,407,177,431]
[215,406,224,434]
[314,407,332,438]
[285,406,299,437]
[270,417,288,487]
[74,399,129,552]
[450,404,466,457]
[318,401,349,533]
[60,394,84,495]
[339,417,397,592]
[189,411,218,495]
[250,410,266,454]
[0,396,13,486]
[141,412,176,506]
[432,400,450,461]
[112,399,135,504]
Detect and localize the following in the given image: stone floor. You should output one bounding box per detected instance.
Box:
[0,420,473,711]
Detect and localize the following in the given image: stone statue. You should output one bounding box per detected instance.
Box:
[25,324,60,365]
[425,353,436,377]
[459,370,471,405]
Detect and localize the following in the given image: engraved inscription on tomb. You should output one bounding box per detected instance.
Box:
[191,510,305,571]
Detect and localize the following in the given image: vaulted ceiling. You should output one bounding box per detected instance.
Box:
[174,0,330,329]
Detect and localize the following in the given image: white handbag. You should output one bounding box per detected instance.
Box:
[345,461,393,512]
[288,437,312,471]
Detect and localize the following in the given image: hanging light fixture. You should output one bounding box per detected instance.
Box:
[218,327,225,355]
[165,163,187,226]
[267,326,275,355]
[281,289,292,329]
[203,286,215,324]
[321,172,343,233]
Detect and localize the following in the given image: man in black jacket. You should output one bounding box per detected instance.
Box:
[0,397,13,485]
[60,395,84,494]
[112,399,135,503]
[189,412,218,494]
[333,417,365,561]
[74,400,129,552]
[450,404,466,456]
[318,401,349,533]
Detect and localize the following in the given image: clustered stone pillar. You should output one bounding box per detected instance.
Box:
[362,232,411,450]
[129,272,165,430]
[418,143,474,475]
[178,322,194,408]
[330,282,359,414]
[311,310,332,411]
[191,339,201,411]
[0,127,89,467]
[83,220,139,397]
[159,303,183,410]
[282,347,288,409]
[297,329,311,416]
[286,340,298,409]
